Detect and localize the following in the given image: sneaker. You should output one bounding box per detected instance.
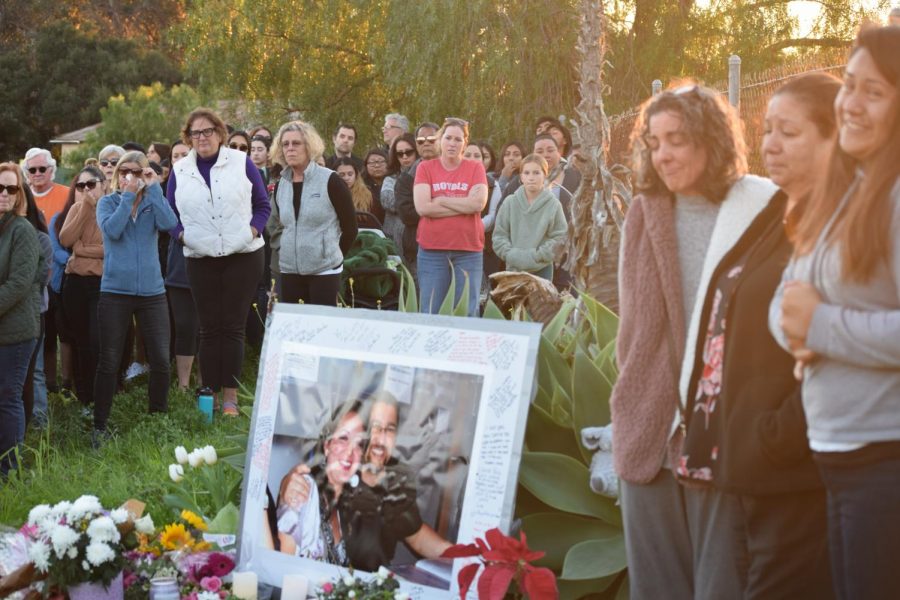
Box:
[91,428,112,450]
[125,362,149,380]
[222,401,239,416]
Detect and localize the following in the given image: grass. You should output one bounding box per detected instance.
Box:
[0,355,257,528]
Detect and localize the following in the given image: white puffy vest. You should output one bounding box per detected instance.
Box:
[174,147,265,258]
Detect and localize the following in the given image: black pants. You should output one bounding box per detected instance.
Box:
[167,286,199,356]
[93,293,170,431]
[62,274,101,406]
[281,272,342,306]
[187,248,264,391]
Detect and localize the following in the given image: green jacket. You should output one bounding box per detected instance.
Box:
[0,213,42,345]
[492,186,567,273]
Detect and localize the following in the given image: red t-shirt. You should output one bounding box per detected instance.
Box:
[414,158,487,252]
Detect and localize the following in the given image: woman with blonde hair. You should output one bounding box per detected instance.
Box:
[611,82,778,599]
[771,26,900,599]
[0,163,43,475]
[268,120,357,305]
[92,152,177,444]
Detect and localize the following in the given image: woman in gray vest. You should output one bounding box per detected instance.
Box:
[268,121,358,306]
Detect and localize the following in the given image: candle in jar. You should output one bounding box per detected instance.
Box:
[232,571,258,599]
[281,574,309,599]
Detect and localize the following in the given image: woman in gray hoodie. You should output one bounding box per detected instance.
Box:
[770,25,900,600]
[491,154,567,280]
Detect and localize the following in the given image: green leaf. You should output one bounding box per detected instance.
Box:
[521,512,622,571]
[398,265,418,313]
[543,297,576,342]
[550,381,573,429]
[561,537,627,580]
[482,299,507,320]
[572,347,613,462]
[615,573,630,600]
[163,492,202,518]
[595,339,618,385]
[579,292,619,348]
[534,384,552,413]
[452,271,471,317]
[526,404,583,462]
[557,575,619,600]
[540,336,573,400]
[519,452,622,525]
[207,502,240,535]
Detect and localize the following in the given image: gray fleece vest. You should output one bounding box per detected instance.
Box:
[275,161,343,275]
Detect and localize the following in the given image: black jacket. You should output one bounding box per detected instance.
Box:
[686,191,822,495]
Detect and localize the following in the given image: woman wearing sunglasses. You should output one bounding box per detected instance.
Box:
[380,133,418,250]
[228,130,251,155]
[91,152,177,444]
[166,108,270,416]
[97,145,125,184]
[0,162,42,477]
[58,166,107,412]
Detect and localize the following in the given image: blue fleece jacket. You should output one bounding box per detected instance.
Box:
[48,213,70,294]
[96,182,178,296]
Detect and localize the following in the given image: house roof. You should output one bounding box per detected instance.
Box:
[50,123,101,144]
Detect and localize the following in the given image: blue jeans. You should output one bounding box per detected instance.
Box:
[94,293,171,431]
[32,333,48,426]
[815,445,900,600]
[417,248,482,317]
[0,338,37,476]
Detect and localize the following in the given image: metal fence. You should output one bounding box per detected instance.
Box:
[607,48,847,174]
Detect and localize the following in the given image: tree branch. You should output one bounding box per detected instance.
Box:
[766,37,850,52]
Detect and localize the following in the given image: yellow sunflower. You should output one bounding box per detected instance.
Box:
[160,523,196,551]
[180,509,208,532]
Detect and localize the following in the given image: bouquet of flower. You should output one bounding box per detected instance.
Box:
[441,528,557,600]
[316,567,407,600]
[23,496,131,590]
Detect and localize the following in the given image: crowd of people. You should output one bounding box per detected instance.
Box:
[612,25,899,600]
[0,17,897,598]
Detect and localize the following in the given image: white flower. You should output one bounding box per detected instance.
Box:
[348,592,356,599]
[87,516,120,544]
[174,445,189,465]
[49,501,72,519]
[135,515,155,535]
[343,575,356,586]
[188,449,203,468]
[376,566,390,581]
[69,495,103,522]
[201,445,218,465]
[109,508,129,524]
[197,593,220,600]
[68,546,78,559]
[85,541,115,566]
[28,540,51,572]
[49,525,79,559]
[82,560,90,570]
[169,464,184,483]
[395,593,410,600]
[27,504,51,525]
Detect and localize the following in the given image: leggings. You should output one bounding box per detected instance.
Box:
[187,248,264,391]
[62,274,100,406]
[167,286,199,356]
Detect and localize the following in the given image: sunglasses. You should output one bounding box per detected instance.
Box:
[75,180,101,191]
[189,127,216,139]
[27,166,49,174]
[0,184,20,195]
[229,143,249,152]
[395,149,416,158]
[416,136,437,144]
[99,159,119,167]
[120,168,144,178]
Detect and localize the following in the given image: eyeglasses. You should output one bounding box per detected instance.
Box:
[383,123,403,131]
[99,159,119,168]
[0,184,20,195]
[229,143,249,152]
[366,159,386,167]
[74,180,101,191]
[27,166,49,175]
[395,149,416,158]
[189,127,216,139]
[120,168,144,178]
[416,136,437,144]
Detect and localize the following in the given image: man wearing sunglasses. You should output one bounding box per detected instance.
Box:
[414,122,439,161]
[23,148,69,224]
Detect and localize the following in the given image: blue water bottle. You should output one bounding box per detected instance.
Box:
[197,386,214,423]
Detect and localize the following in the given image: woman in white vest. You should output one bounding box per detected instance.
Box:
[165,108,271,416]
[267,121,358,305]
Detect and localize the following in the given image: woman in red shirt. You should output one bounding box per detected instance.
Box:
[413,118,488,316]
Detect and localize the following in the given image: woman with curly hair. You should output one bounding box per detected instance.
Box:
[610,82,778,599]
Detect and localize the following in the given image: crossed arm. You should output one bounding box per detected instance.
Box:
[414,183,488,219]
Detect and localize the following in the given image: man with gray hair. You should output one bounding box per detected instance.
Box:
[23,148,69,224]
[382,113,409,147]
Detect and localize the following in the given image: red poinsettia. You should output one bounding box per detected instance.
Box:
[442,528,558,600]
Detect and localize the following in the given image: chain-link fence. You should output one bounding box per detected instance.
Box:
[606,48,848,175]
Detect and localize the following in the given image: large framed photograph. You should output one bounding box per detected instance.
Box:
[236,305,541,598]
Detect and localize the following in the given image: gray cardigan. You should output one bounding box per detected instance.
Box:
[769,173,900,446]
